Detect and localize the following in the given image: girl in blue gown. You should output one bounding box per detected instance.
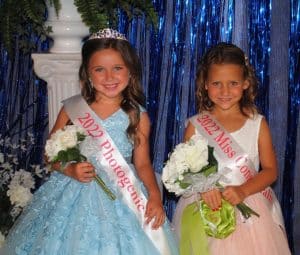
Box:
[2,28,178,255]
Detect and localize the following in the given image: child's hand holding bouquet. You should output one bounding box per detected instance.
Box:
[45,125,116,200]
[162,134,259,239]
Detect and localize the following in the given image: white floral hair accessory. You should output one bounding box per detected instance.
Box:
[88,28,127,41]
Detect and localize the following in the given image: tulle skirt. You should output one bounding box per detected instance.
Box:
[173,193,291,255]
[1,170,178,255]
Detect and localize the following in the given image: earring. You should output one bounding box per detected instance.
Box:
[88,77,94,88]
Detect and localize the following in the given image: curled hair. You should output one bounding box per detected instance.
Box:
[196,42,258,116]
[79,38,145,142]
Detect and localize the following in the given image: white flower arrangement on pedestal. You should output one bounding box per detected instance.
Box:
[0,133,49,246]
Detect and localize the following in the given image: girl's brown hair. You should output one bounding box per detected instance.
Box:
[79,38,146,142]
[196,42,258,116]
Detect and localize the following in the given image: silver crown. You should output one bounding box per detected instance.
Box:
[88,28,127,41]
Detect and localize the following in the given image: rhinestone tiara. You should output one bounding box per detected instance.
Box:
[88,28,127,41]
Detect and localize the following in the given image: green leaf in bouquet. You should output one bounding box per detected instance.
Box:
[66,147,82,161]
[56,150,69,162]
[201,165,218,177]
[179,181,191,189]
[207,146,218,165]
[78,154,87,162]
[200,146,218,177]
[77,132,86,142]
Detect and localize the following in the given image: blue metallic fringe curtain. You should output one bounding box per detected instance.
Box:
[0,0,299,253]
[248,0,271,114]
[284,0,300,253]
[0,40,49,176]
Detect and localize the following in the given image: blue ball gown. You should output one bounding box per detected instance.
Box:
[1,108,178,255]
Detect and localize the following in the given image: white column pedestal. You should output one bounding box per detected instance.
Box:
[46,0,89,53]
[31,53,82,131]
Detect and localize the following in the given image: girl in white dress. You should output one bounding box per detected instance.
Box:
[173,42,291,255]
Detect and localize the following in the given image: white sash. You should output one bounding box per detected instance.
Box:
[190,113,284,226]
[63,95,171,255]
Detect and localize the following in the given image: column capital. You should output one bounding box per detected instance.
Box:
[32,53,82,130]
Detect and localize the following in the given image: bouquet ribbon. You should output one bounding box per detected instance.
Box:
[63,95,172,255]
[199,199,235,239]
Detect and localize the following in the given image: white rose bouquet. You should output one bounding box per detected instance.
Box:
[0,133,49,239]
[45,125,87,164]
[162,134,221,196]
[45,125,116,200]
[162,134,259,240]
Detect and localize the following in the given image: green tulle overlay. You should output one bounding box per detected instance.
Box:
[200,199,236,239]
[180,202,210,255]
